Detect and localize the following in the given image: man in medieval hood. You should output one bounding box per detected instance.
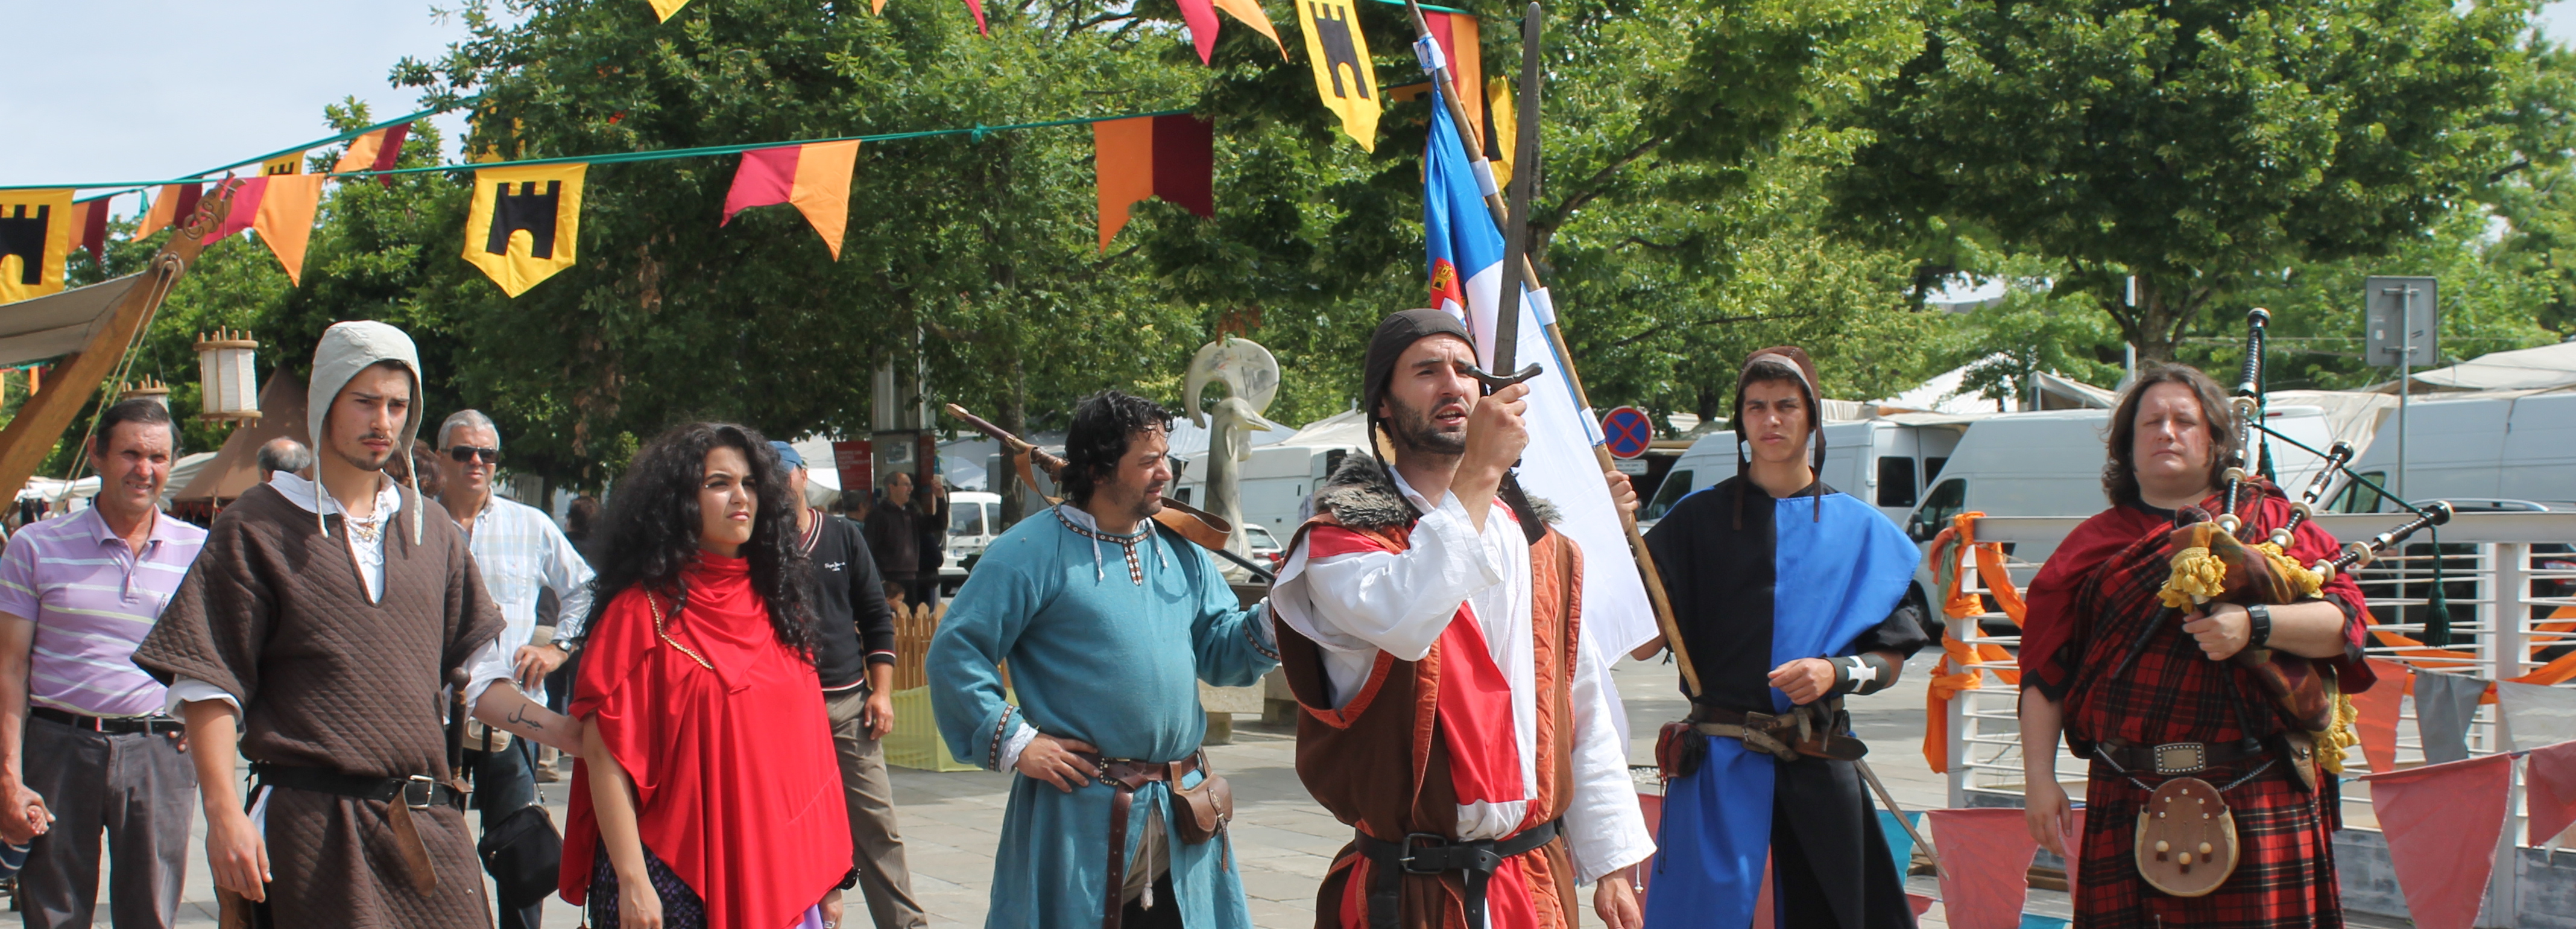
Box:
[137,320,586,927]
[1634,346,1930,929]
[1267,308,1657,929]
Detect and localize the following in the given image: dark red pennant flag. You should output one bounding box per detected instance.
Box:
[1926,808,2037,929]
[2528,739,2576,846]
[131,183,202,241]
[74,196,111,264]
[2360,753,2512,929]
[1093,114,1214,250]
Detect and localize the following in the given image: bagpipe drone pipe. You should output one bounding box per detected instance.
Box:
[2144,308,2455,735]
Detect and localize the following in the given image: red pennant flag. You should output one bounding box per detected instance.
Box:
[1424,11,1485,140]
[1177,0,1221,63]
[1093,114,1214,250]
[2528,740,2576,846]
[331,122,412,186]
[72,197,111,264]
[131,183,202,241]
[962,0,988,34]
[721,141,861,259]
[204,176,327,285]
[2351,658,2409,774]
[1926,808,2036,929]
[2360,753,2512,929]
[2062,807,2088,905]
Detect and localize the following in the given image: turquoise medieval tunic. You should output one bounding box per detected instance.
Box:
[929,506,1279,929]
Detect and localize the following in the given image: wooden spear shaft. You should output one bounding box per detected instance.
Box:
[1402,0,1697,693]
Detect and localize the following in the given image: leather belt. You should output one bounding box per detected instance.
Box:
[1085,753,1201,929]
[1687,699,1866,762]
[250,762,465,895]
[31,707,186,735]
[1353,819,1561,929]
[2095,738,2270,776]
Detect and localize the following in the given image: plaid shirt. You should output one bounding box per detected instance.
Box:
[452,494,594,668]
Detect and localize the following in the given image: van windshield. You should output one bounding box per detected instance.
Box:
[1916,478,1966,532]
[1641,470,1694,522]
[951,504,988,536]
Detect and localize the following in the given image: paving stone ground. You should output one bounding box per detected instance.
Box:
[44,653,2258,928]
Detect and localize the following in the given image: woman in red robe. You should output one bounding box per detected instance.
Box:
[560,422,854,929]
[2016,364,2373,928]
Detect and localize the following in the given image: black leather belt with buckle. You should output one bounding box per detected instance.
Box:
[248,763,466,811]
[2097,738,2267,776]
[30,707,187,735]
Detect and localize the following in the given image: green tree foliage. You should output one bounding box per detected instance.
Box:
[1830,0,2540,363]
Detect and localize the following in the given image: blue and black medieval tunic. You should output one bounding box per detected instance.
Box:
[1640,475,1930,929]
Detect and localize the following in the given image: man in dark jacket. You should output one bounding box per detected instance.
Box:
[866,471,921,607]
[775,443,925,928]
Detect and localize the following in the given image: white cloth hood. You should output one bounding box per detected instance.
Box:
[305,320,427,543]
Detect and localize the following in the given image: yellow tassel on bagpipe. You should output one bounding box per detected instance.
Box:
[2253,541,2325,597]
[2317,691,2359,775]
[2161,545,2227,609]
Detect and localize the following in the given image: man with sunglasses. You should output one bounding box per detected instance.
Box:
[434,409,595,929]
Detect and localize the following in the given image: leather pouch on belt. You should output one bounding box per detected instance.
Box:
[1172,757,1233,845]
[1656,720,1708,780]
[2133,776,2239,898]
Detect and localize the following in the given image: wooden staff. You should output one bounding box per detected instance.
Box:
[942,403,1275,582]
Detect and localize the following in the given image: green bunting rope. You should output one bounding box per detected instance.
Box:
[3,106,1192,192]
[12,103,467,200]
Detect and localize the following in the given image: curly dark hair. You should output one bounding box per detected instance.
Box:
[2102,363,2239,508]
[1059,391,1174,506]
[585,422,819,657]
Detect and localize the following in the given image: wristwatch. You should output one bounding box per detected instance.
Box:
[2245,603,2273,649]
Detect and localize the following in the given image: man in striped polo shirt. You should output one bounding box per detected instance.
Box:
[0,399,207,928]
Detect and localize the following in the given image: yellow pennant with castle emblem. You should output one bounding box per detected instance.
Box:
[1295,0,1380,152]
[0,189,75,305]
[462,163,587,297]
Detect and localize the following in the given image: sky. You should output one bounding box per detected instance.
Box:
[7,1,2576,218]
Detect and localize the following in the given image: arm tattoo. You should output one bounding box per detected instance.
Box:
[506,702,544,731]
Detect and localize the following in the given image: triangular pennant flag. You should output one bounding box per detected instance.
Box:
[1424,10,1483,139]
[722,141,860,260]
[331,123,412,186]
[2061,808,2088,904]
[2415,670,2486,764]
[2527,739,2576,846]
[132,183,202,241]
[1176,0,1222,63]
[0,189,75,305]
[1295,0,1380,151]
[2360,753,2512,929]
[2499,680,2576,750]
[262,151,306,176]
[1212,0,1286,58]
[648,0,692,22]
[203,178,264,243]
[962,0,988,33]
[1093,115,1215,250]
[1927,808,2037,929]
[2352,658,2408,773]
[463,163,588,297]
[250,175,325,285]
[72,196,111,264]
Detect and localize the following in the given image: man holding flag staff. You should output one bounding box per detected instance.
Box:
[1635,347,1928,929]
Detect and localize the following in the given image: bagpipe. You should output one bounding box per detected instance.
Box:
[2129,308,2452,897]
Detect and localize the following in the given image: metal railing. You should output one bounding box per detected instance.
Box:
[1937,511,2576,926]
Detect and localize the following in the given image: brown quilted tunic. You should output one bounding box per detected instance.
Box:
[136,482,507,928]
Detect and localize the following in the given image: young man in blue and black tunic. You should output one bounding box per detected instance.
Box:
[1634,346,1930,929]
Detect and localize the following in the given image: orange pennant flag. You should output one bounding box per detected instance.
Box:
[331,123,412,184]
[721,141,860,259]
[1212,0,1285,57]
[131,183,203,241]
[206,176,326,285]
[1093,115,1214,250]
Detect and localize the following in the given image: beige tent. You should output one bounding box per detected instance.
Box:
[170,373,308,504]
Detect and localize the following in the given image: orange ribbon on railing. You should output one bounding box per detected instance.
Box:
[1924,512,2024,773]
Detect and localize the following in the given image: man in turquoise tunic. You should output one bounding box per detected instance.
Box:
[930,390,1278,929]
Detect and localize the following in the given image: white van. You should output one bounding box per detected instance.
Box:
[2333,390,2576,512]
[1170,443,1362,539]
[1640,420,1969,530]
[938,490,1005,585]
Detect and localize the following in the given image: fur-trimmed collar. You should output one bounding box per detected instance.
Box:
[1312,452,1559,531]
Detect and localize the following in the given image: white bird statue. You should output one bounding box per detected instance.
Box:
[1185,338,1283,556]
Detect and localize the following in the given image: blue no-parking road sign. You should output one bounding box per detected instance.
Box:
[1601,406,1653,459]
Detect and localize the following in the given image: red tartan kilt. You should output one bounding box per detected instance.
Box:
[2073,761,2344,929]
